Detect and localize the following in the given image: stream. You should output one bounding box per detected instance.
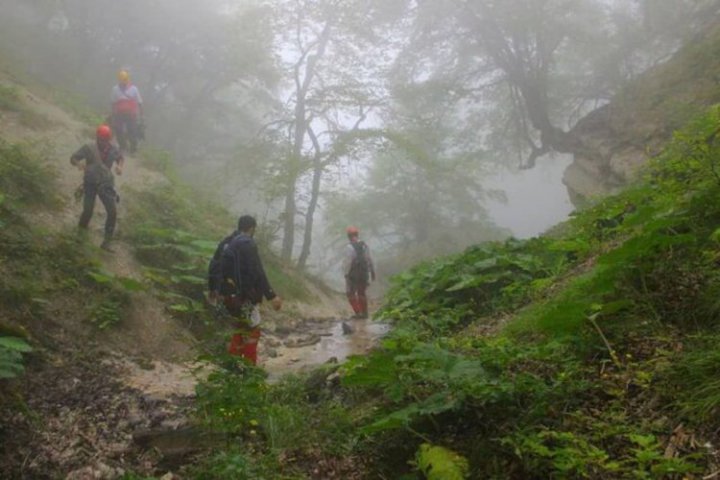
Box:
[120,315,390,398]
[261,316,390,378]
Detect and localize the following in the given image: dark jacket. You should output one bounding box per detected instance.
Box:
[70,142,123,185]
[214,233,276,304]
[208,230,238,293]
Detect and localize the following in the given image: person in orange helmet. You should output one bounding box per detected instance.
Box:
[70,124,124,251]
[343,226,375,319]
[111,69,144,154]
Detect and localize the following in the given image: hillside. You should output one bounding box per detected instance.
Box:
[201,105,720,478]
[0,69,364,478]
[564,21,720,204]
[6,29,720,479]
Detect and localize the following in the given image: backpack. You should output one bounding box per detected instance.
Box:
[219,240,241,296]
[349,241,370,283]
[208,232,235,294]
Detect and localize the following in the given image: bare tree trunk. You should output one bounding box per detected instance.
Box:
[281,179,298,261]
[280,100,305,261]
[297,154,322,270]
[280,20,332,262]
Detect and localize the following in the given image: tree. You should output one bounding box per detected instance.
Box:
[324,88,509,277]
[389,0,710,169]
[256,0,395,267]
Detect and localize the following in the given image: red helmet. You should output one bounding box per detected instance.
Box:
[96,124,112,141]
[346,226,359,236]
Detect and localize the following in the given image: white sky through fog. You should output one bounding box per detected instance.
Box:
[485,155,575,238]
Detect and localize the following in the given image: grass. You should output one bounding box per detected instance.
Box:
[0,84,22,111]
[51,89,105,126]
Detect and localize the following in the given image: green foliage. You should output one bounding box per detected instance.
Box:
[665,336,720,424]
[326,106,720,477]
[138,148,173,175]
[415,443,469,480]
[190,449,261,480]
[0,84,22,111]
[0,336,32,379]
[50,89,104,126]
[125,175,312,307]
[84,268,142,329]
[377,236,581,342]
[0,140,59,210]
[88,298,123,330]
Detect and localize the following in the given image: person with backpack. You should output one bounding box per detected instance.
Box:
[70,124,123,251]
[111,69,144,154]
[208,215,282,365]
[343,226,376,319]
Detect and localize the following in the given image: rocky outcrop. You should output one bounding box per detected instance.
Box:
[563,22,720,205]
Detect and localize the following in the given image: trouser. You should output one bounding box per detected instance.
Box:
[112,112,139,153]
[223,297,261,365]
[346,278,368,315]
[79,181,116,239]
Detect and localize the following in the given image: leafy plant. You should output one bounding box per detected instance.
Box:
[0,336,32,379]
[415,443,469,480]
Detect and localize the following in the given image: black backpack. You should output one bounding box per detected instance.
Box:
[349,241,370,283]
[219,241,241,296]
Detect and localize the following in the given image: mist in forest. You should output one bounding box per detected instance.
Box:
[0,0,715,286]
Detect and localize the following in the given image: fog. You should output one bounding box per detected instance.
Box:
[486,156,574,239]
[0,0,714,284]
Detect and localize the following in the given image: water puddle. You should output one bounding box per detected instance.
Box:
[261,317,390,378]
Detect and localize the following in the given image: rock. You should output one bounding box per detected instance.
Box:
[266,348,278,358]
[133,426,225,459]
[284,334,321,348]
[66,461,118,480]
[126,411,144,427]
[341,321,354,335]
[160,418,188,430]
[326,372,341,387]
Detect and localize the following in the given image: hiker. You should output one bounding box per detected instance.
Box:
[70,124,124,251]
[343,226,375,319]
[111,69,143,154]
[208,215,282,365]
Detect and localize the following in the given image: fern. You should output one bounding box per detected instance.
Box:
[0,336,32,379]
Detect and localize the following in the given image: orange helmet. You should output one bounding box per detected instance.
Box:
[346,226,359,236]
[96,124,112,141]
[117,69,130,84]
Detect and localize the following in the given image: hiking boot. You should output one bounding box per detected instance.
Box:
[358,312,370,319]
[100,238,114,252]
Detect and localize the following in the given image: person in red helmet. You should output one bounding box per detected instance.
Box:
[343,226,375,319]
[70,124,124,251]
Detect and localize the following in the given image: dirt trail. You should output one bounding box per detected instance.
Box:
[0,72,389,477]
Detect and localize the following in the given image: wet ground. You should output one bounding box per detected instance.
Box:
[117,315,390,399]
[261,316,390,378]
